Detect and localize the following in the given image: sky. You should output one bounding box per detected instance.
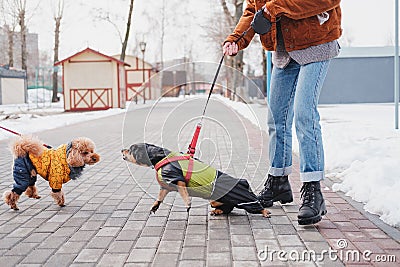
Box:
[11,0,398,67]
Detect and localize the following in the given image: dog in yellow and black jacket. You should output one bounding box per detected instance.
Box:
[3,135,100,210]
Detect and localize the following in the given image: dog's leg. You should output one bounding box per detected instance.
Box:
[50,190,65,207]
[150,188,169,214]
[210,200,223,207]
[25,186,41,199]
[3,191,20,210]
[209,200,224,215]
[176,181,191,212]
[261,209,271,218]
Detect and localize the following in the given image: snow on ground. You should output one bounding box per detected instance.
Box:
[0,90,124,141]
[218,95,400,227]
[0,89,184,141]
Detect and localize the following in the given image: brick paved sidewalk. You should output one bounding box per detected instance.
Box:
[0,100,398,267]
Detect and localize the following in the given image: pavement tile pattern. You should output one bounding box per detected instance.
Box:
[0,100,398,266]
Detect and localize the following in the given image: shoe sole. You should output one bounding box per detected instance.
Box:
[261,191,293,208]
[298,208,327,225]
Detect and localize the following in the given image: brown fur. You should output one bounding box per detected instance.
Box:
[3,191,20,210]
[4,135,100,210]
[25,186,41,199]
[11,135,43,158]
[50,191,65,206]
[67,137,100,167]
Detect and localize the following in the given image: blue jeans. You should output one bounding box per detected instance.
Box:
[267,59,330,182]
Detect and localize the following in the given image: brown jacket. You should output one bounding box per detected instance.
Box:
[225,0,342,52]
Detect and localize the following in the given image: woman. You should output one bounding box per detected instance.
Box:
[223,0,342,225]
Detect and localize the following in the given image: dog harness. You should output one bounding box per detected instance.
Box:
[155,154,193,183]
[154,152,217,199]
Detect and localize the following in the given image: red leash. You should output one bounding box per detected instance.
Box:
[0,125,52,148]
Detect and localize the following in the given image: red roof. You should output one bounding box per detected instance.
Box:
[55,47,130,66]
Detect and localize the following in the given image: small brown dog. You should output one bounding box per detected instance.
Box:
[3,135,100,210]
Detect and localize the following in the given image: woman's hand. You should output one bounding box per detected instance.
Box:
[223,42,239,56]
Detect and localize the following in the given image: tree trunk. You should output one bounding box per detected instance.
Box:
[160,0,166,70]
[52,17,61,102]
[19,9,27,71]
[6,26,14,67]
[120,0,135,62]
[233,0,244,101]
[220,0,234,26]
[234,0,244,74]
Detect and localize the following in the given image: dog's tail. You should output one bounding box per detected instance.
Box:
[10,135,44,158]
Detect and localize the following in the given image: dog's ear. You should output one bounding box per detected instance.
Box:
[67,147,85,167]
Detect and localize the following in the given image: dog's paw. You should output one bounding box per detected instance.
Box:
[210,209,224,216]
[3,191,20,210]
[261,209,271,218]
[150,200,162,214]
[51,191,65,207]
[25,186,41,199]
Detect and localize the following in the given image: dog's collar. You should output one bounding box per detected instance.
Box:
[66,142,72,157]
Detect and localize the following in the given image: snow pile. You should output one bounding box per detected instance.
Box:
[217,96,400,227]
[320,104,400,227]
[28,88,58,104]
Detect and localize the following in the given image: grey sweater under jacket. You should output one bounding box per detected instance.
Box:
[273,22,340,68]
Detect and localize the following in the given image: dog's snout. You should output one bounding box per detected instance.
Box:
[91,156,97,161]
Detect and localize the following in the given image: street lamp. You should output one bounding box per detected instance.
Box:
[139,41,147,104]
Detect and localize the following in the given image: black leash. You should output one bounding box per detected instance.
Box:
[187,27,250,157]
[200,27,251,121]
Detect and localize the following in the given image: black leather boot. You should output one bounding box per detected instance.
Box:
[298,181,327,225]
[258,174,293,208]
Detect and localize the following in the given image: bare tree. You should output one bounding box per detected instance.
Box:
[210,0,244,100]
[120,0,135,61]
[95,11,123,43]
[220,0,234,29]
[4,25,16,67]
[51,0,64,102]
[1,1,18,67]
[14,0,28,71]
[160,0,166,69]
[93,0,135,62]
[4,0,40,72]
